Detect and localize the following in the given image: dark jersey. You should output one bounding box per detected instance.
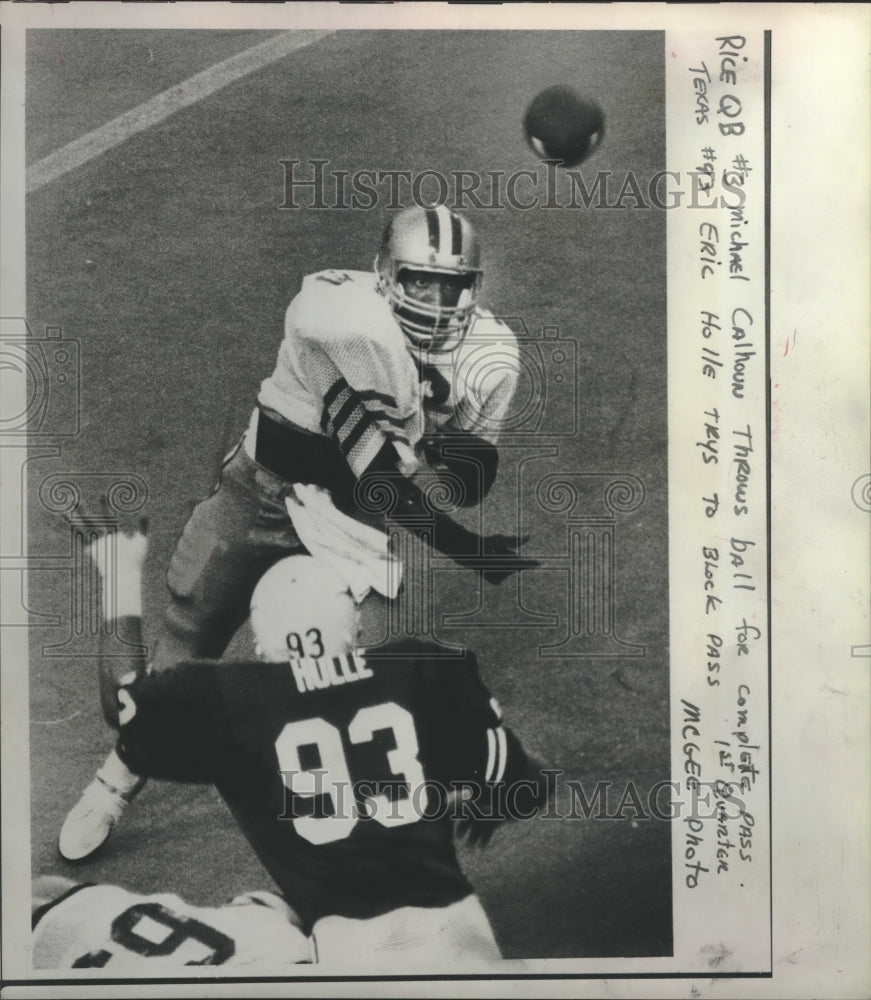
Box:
[118,638,538,930]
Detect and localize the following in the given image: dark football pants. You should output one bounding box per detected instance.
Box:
[150,443,307,673]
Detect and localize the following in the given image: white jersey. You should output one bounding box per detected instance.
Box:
[33,884,311,970]
[256,270,519,478]
[311,896,502,970]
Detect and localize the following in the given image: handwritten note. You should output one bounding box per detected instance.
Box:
[668,29,770,970]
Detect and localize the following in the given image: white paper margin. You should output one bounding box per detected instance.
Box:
[1,3,869,998]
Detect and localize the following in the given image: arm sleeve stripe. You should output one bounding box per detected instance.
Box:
[485,728,497,782]
[494,726,508,783]
[324,386,377,446]
[322,375,413,472]
[322,377,348,413]
[339,409,378,457]
[323,380,408,439]
[357,389,399,410]
[329,394,363,440]
[325,394,404,471]
[321,380,353,432]
[324,379,400,416]
[344,430,388,478]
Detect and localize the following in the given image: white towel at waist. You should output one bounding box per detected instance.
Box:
[285,483,402,603]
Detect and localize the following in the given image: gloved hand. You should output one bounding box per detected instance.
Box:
[448,531,540,585]
[417,432,499,508]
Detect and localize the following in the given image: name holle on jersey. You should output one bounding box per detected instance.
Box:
[289,653,373,694]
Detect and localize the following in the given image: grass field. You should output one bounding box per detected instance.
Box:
[26,28,671,962]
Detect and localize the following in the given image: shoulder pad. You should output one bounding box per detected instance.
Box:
[467,310,517,341]
[289,271,397,345]
[311,269,355,286]
[460,312,520,365]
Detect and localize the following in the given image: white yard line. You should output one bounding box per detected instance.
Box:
[26,29,334,195]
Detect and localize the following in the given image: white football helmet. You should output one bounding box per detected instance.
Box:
[250,556,357,662]
[375,205,483,351]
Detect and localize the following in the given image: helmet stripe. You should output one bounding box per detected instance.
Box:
[448,210,462,255]
[424,208,440,251]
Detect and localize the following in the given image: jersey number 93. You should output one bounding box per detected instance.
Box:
[275,701,428,845]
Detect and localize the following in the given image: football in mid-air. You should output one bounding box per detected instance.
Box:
[523,85,605,167]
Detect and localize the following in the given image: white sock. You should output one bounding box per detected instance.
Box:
[102,569,143,622]
[87,533,145,622]
[96,749,141,796]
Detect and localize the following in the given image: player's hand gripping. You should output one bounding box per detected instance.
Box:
[364,440,538,583]
[416,432,499,509]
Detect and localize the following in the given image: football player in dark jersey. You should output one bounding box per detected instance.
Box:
[53,518,548,967]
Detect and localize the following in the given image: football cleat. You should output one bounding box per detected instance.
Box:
[375,205,483,352]
[57,774,144,862]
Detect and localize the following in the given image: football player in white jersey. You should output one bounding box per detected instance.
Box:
[32,876,312,969]
[59,207,537,862]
